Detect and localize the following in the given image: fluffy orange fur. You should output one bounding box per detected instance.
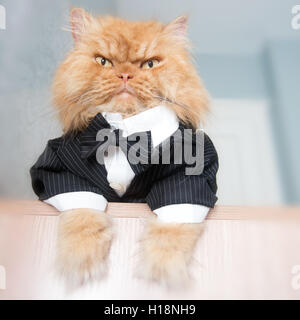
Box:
[139,219,204,287]
[53,8,209,133]
[56,208,112,285]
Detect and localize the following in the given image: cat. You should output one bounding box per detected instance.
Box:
[42,8,217,287]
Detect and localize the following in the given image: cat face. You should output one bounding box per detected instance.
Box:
[53,8,209,132]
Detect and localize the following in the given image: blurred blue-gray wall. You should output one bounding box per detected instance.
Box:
[0,0,299,203]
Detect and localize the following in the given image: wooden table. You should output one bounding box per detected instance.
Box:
[0,201,300,299]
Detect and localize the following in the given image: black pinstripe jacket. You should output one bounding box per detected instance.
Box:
[30,114,218,211]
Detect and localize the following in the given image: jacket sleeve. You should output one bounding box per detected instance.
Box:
[30,139,104,201]
[146,133,219,211]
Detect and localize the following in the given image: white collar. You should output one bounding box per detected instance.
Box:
[102,105,179,147]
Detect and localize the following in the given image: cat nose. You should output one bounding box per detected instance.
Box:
[118,73,133,82]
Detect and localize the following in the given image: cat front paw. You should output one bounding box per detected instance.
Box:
[139,219,203,287]
[56,208,113,286]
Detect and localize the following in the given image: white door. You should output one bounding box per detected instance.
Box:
[203,99,283,205]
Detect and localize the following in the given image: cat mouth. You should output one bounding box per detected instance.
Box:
[115,86,135,97]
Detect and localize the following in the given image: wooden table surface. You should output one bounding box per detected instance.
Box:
[0,201,300,300]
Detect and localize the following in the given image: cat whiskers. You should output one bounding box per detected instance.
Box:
[152,94,202,119]
[129,83,155,101]
[128,83,194,115]
[77,85,117,106]
[63,80,112,105]
[153,94,189,111]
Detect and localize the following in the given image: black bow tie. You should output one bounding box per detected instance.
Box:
[79,114,152,162]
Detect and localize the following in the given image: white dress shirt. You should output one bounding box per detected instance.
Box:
[45,105,210,223]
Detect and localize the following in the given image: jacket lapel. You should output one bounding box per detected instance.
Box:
[56,115,118,198]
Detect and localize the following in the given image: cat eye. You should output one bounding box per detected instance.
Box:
[141,59,160,69]
[95,56,113,68]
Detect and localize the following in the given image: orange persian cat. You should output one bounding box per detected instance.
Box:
[49,8,213,286]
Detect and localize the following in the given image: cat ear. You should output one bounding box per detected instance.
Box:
[165,15,188,38]
[69,7,92,44]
